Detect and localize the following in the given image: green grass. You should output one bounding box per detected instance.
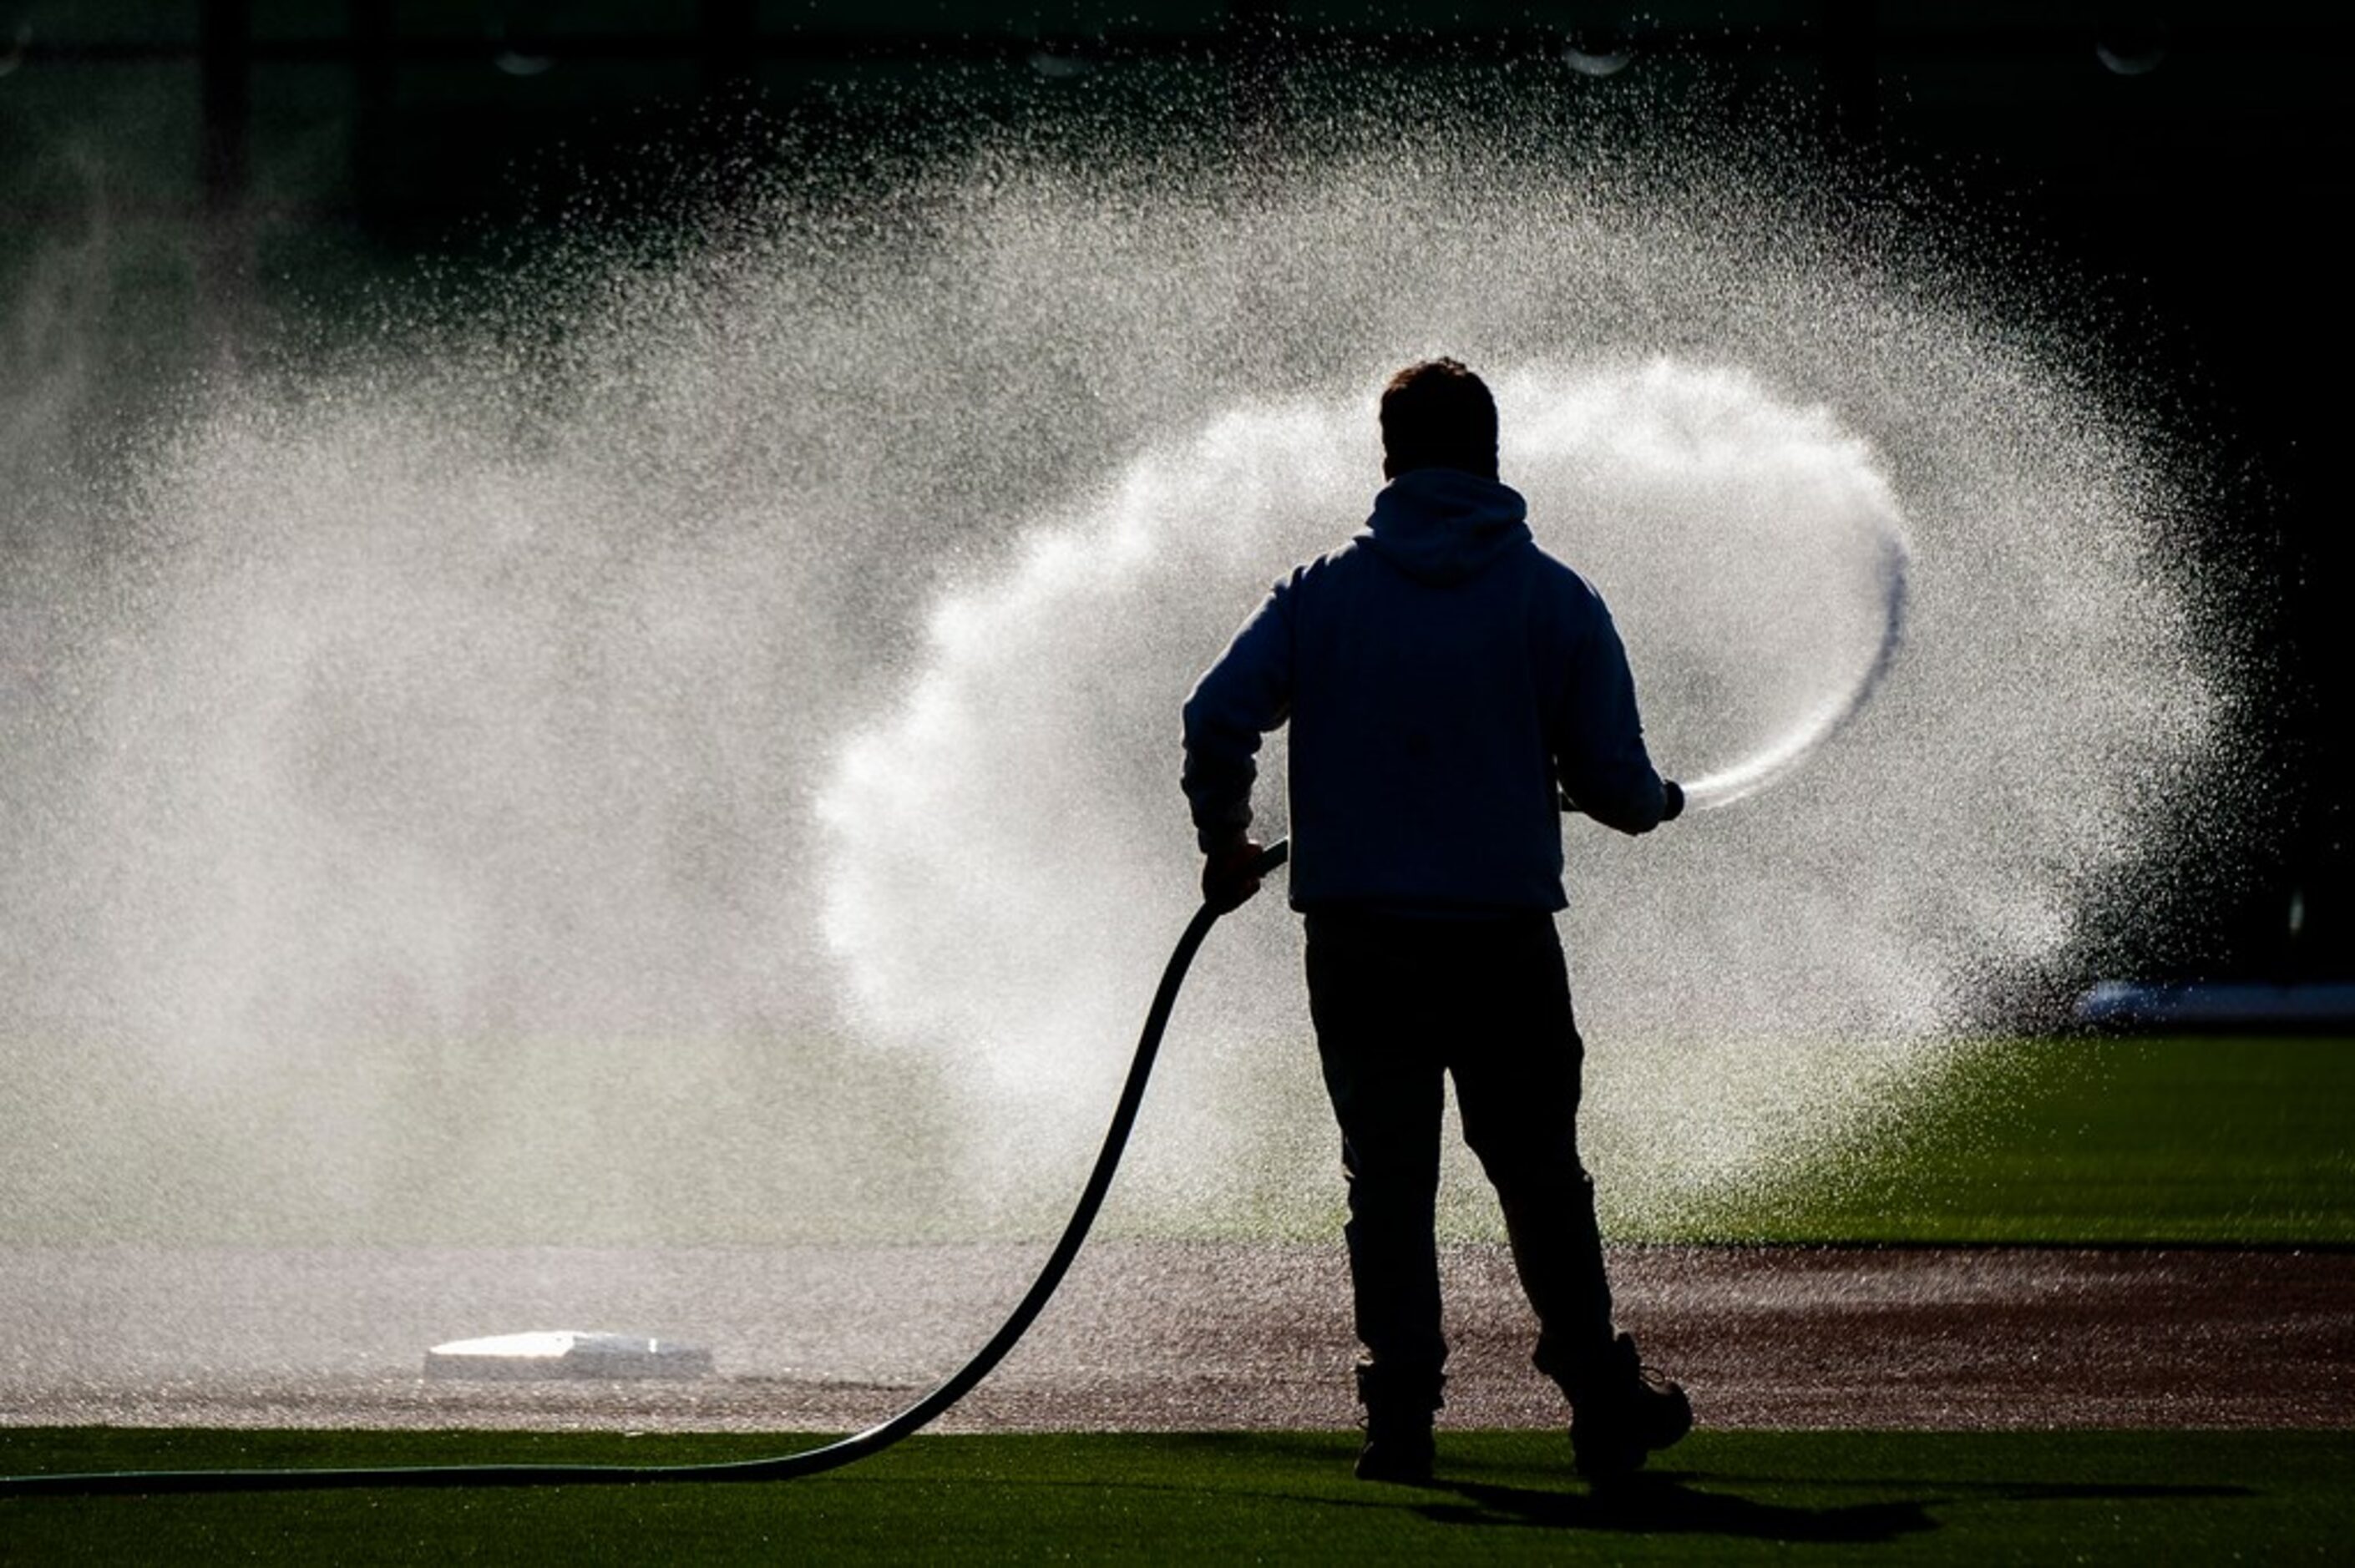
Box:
[8,1033,2347,1247]
[3,1428,2347,1563]
[1685,1035,2355,1245]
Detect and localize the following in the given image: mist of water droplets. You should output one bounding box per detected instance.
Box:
[0,109,2231,1246]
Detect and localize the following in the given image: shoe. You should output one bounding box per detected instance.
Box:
[1353,1363,1442,1485]
[1567,1333,1692,1478]
[1354,1415,1436,1485]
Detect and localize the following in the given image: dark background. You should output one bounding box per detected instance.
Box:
[3,2,2347,984]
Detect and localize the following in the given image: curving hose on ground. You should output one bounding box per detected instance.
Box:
[0,842,1290,1499]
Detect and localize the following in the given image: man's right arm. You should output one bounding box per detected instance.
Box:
[1181,575,1297,853]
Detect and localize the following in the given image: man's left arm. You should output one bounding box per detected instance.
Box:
[1553,596,1680,836]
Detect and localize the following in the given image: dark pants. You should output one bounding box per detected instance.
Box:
[1304,908,1617,1409]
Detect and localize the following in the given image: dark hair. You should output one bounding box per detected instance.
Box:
[1379,357,1498,479]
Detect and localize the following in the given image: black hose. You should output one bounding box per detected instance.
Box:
[0,841,1289,1498]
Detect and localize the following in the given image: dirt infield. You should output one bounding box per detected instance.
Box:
[3,1243,2348,1432]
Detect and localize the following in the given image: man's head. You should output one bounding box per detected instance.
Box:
[1379,357,1498,481]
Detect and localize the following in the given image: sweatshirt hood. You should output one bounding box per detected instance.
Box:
[1362,468,1532,586]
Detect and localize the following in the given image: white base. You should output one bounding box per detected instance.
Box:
[423,1330,715,1381]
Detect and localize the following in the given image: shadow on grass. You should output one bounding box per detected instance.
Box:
[1412,1469,2258,1544]
[1696,1471,2262,1505]
[1419,1473,1934,1544]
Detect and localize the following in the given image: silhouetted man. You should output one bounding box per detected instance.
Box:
[1181,358,1692,1485]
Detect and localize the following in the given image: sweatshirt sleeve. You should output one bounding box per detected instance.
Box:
[1181,574,1296,852]
[1552,594,1670,837]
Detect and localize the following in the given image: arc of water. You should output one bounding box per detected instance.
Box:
[1679,530,1910,813]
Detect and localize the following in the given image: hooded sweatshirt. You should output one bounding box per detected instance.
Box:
[1182,467,1669,914]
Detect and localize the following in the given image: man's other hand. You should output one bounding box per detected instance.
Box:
[1661,780,1685,822]
[1203,835,1267,913]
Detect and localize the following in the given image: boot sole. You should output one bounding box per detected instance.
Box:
[1573,1393,1694,1477]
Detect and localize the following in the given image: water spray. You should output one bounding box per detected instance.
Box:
[1681,529,1908,814]
[0,104,2241,1468]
